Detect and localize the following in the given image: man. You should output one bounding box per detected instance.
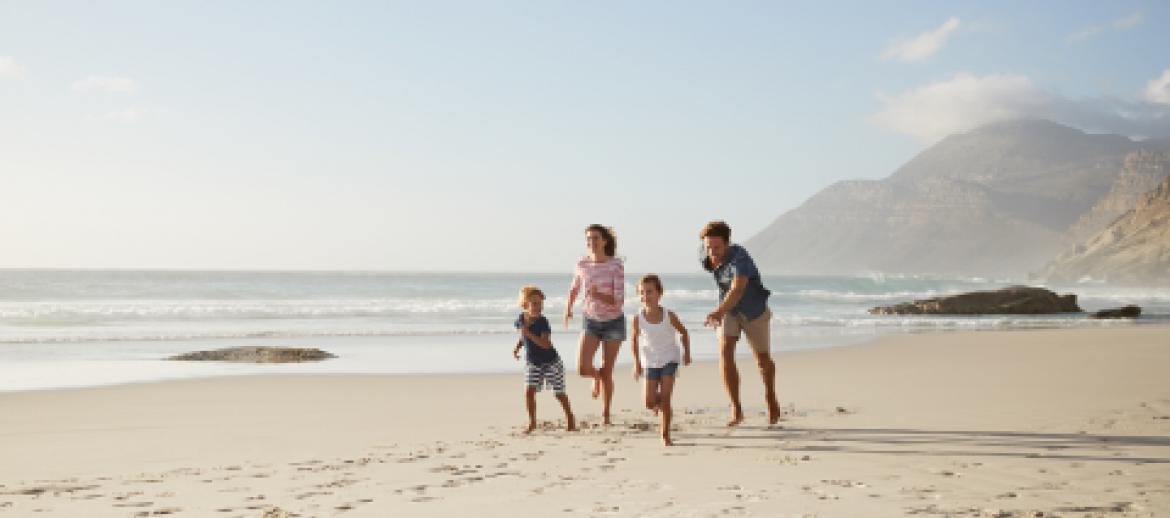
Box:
[700,220,781,426]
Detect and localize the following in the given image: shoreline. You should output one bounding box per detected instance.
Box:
[0,321,1159,394]
[2,326,1168,516]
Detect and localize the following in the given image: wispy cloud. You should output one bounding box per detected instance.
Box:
[871,72,1170,143]
[0,56,25,78]
[1145,70,1170,106]
[1069,11,1143,41]
[881,17,960,63]
[72,75,139,94]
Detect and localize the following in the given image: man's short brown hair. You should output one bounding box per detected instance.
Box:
[700,220,731,242]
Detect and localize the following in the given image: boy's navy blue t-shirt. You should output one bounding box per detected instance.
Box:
[515,314,559,365]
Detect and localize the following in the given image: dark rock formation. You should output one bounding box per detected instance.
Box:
[168,346,337,363]
[869,286,1082,315]
[1091,305,1142,319]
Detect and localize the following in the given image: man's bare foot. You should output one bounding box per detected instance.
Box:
[566,415,578,432]
[523,422,536,434]
[726,406,744,427]
[591,376,601,399]
[767,404,782,424]
[662,435,674,447]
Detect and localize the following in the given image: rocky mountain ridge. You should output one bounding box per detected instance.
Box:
[746,119,1167,277]
[1038,161,1170,285]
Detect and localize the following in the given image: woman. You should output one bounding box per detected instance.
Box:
[564,224,625,426]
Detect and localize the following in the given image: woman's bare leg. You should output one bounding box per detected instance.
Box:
[598,340,622,425]
[577,334,602,397]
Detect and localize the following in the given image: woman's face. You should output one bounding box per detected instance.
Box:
[585,229,607,255]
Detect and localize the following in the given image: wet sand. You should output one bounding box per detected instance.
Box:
[1,326,1168,517]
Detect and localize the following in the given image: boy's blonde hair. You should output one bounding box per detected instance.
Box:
[517,285,545,307]
[639,274,664,293]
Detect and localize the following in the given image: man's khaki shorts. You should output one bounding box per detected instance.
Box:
[719,308,772,354]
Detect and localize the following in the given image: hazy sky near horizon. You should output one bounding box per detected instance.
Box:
[3,1,1169,273]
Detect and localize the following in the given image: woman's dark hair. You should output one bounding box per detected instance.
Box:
[585,224,616,257]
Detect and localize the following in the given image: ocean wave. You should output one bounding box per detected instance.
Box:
[0,298,530,321]
[0,327,521,344]
[786,289,953,303]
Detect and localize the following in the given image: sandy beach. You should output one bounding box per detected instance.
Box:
[1,326,1168,517]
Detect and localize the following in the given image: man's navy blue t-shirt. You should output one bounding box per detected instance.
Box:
[704,244,771,320]
[515,314,559,365]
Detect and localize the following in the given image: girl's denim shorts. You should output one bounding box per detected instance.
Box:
[582,314,627,342]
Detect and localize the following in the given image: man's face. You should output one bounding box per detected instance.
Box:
[703,236,728,265]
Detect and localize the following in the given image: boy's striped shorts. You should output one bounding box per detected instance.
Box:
[525,359,566,394]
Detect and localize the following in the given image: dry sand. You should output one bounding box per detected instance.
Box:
[1,327,1168,517]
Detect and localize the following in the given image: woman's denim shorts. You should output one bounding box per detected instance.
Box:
[582,314,627,342]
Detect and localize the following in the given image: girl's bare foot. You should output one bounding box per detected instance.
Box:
[602,414,612,426]
[662,435,674,447]
[591,375,601,399]
[566,415,578,431]
[523,422,537,434]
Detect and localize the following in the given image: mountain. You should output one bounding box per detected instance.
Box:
[746,119,1153,277]
[1061,150,1170,246]
[1038,159,1170,285]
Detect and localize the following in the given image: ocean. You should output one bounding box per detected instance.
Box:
[1,269,1167,391]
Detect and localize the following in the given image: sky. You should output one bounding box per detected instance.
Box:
[2,1,1169,273]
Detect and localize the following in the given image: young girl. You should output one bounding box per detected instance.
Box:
[564,224,625,426]
[631,274,691,446]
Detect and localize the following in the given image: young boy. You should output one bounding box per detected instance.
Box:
[513,285,577,434]
[631,274,691,446]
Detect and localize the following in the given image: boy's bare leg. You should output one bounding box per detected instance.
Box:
[523,387,537,434]
[751,348,781,424]
[577,334,602,398]
[555,393,577,431]
[719,335,744,426]
[599,340,622,425]
[659,375,677,446]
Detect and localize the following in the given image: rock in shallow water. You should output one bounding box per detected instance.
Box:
[868,286,1082,315]
[167,346,337,363]
[1090,305,1142,319]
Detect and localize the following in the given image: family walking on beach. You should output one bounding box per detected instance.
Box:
[513,220,780,446]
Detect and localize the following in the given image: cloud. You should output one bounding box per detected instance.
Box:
[72,75,139,94]
[1069,11,1143,41]
[871,72,1170,143]
[1145,70,1170,105]
[882,17,960,63]
[0,56,25,78]
[1112,11,1143,29]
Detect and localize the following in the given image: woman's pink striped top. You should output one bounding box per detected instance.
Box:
[570,256,625,321]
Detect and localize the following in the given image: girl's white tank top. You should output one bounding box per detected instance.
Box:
[636,306,681,369]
